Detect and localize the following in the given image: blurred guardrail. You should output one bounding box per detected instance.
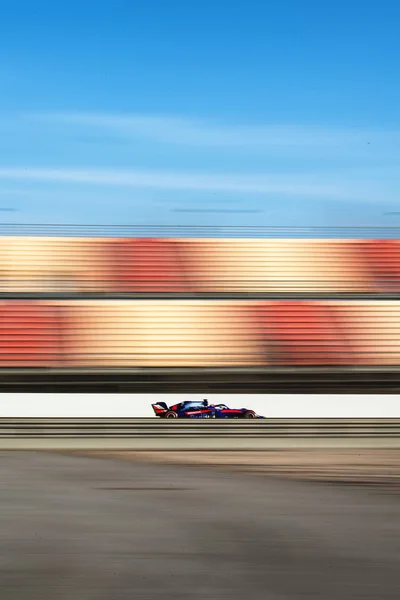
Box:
[2,223,400,237]
[1,419,400,449]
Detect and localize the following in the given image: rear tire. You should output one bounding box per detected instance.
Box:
[164,411,178,419]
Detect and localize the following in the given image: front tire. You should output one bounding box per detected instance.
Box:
[244,411,256,419]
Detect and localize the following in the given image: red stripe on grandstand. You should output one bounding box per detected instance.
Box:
[362,240,400,292]
[0,301,62,367]
[256,301,354,366]
[111,239,188,292]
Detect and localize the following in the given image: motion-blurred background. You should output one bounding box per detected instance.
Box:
[1,1,400,394]
[1,224,400,394]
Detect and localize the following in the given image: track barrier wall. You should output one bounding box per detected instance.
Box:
[1,394,400,418]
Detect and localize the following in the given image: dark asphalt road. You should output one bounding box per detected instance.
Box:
[0,452,400,599]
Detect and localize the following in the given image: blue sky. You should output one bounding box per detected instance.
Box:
[1,0,400,234]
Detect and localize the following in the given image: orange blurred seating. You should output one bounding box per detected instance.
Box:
[111,239,188,292]
[0,301,62,366]
[180,239,372,293]
[1,299,400,368]
[1,237,114,293]
[362,240,400,292]
[61,300,264,367]
[2,236,400,294]
[335,301,400,365]
[256,301,353,365]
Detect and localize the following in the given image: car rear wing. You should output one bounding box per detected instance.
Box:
[152,402,169,417]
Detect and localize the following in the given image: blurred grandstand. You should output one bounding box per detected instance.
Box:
[1,224,400,393]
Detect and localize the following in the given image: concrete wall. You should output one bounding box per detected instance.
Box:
[0,393,399,418]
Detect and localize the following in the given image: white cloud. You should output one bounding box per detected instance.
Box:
[26,112,400,149]
[0,166,392,203]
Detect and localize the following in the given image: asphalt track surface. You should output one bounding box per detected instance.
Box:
[1,453,400,599]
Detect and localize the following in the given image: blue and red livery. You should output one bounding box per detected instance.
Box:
[152,399,264,419]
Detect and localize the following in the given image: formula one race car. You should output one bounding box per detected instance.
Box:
[152,399,264,419]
